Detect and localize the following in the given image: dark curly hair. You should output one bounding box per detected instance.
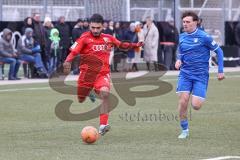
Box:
[90,13,104,24]
[181,11,199,21]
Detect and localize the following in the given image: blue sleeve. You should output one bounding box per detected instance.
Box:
[177,34,183,61]
[204,34,219,51]
[204,34,223,73]
[176,46,183,61]
[215,47,224,73]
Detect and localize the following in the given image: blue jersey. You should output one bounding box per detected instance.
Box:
[178,28,219,81]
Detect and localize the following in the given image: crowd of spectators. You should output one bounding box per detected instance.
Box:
[0,13,179,80]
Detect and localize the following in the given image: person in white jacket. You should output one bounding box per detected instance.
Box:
[143,16,159,71]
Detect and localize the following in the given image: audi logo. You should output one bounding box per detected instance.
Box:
[92,45,107,51]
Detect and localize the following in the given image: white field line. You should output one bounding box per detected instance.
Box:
[200,156,240,160]
[0,74,240,93]
[1,67,240,86]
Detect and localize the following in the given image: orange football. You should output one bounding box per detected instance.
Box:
[81,126,99,144]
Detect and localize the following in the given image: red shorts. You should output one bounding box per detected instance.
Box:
[77,72,110,101]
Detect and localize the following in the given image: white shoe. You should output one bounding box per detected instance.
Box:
[99,124,111,136]
[178,129,189,139]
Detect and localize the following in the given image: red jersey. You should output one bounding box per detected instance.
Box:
[65,31,121,74]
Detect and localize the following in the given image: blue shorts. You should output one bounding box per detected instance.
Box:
[176,75,208,99]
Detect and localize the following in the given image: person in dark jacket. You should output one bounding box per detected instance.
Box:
[161,19,179,70]
[102,20,115,71]
[32,13,47,69]
[113,22,124,72]
[55,16,71,63]
[0,28,21,80]
[17,27,48,78]
[21,17,34,34]
[71,18,89,75]
[103,20,114,35]
[72,19,84,42]
[32,13,46,50]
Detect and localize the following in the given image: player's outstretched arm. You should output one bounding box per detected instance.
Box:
[118,41,144,51]
[215,47,225,81]
[110,34,144,50]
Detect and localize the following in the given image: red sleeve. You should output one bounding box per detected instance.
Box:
[109,35,141,50]
[110,35,121,47]
[65,37,85,62]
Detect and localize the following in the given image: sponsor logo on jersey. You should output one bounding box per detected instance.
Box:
[193,38,198,43]
[103,37,109,43]
[211,40,216,46]
[92,44,107,51]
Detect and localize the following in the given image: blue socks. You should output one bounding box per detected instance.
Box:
[180,119,189,131]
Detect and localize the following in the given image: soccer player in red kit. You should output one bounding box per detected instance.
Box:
[63,14,143,136]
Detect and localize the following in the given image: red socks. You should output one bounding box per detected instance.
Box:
[100,114,109,125]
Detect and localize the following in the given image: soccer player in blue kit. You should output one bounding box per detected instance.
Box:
[175,11,225,139]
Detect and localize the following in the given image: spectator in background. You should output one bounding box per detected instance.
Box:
[72,19,84,42]
[113,21,124,72]
[119,22,130,71]
[108,20,115,71]
[43,17,54,71]
[49,28,61,74]
[132,21,144,71]
[103,20,114,71]
[22,17,34,34]
[0,28,21,80]
[109,20,114,33]
[83,18,89,32]
[161,18,179,70]
[32,13,46,66]
[143,16,159,71]
[71,18,89,75]
[123,22,138,72]
[102,20,109,34]
[103,20,114,35]
[55,16,71,64]
[21,16,34,77]
[17,27,48,78]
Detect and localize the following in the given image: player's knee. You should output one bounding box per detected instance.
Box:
[100,91,109,99]
[191,101,203,110]
[191,104,201,110]
[191,96,204,110]
[99,87,109,99]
